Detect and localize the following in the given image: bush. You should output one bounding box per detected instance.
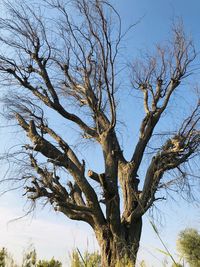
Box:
[177,228,200,267]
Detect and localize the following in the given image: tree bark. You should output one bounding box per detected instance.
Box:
[95,217,142,267]
[0,2,199,267]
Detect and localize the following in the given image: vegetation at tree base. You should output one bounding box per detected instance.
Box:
[0,247,150,266]
[0,0,199,266]
[3,242,200,267]
[0,248,6,267]
[22,248,37,267]
[0,248,18,267]
[0,247,101,267]
[177,228,200,267]
[70,250,101,267]
[139,261,147,267]
[36,259,62,267]
[0,247,62,267]
[171,264,183,267]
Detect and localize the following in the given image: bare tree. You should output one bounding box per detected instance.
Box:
[0,1,199,266]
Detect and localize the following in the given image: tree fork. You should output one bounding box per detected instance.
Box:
[0,1,199,267]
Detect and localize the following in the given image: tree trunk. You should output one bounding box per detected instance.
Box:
[95,217,142,267]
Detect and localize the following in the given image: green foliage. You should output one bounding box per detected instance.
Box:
[70,250,101,267]
[139,260,147,267]
[115,254,134,267]
[83,252,101,267]
[171,263,183,267]
[0,246,62,267]
[22,247,37,267]
[37,258,62,267]
[115,260,133,267]
[70,251,82,267]
[0,248,6,267]
[0,247,18,267]
[177,228,200,267]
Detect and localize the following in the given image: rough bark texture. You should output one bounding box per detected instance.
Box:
[0,1,199,266]
[95,217,142,266]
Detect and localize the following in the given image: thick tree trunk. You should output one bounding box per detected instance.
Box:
[95,217,142,267]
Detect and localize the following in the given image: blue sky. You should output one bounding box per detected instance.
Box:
[0,0,200,266]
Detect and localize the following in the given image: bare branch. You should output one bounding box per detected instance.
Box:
[130,22,196,174]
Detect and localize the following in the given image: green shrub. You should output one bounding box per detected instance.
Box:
[70,250,101,267]
[37,258,62,267]
[177,228,200,267]
[0,248,7,267]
